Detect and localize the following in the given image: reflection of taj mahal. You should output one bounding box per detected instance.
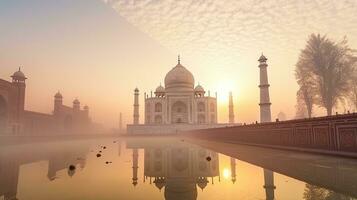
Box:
[128,57,236,134]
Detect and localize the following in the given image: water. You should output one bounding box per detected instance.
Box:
[1,136,357,200]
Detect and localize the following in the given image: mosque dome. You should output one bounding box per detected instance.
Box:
[54,91,62,98]
[73,99,80,104]
[11,68,27,80]
[164,57,194,92]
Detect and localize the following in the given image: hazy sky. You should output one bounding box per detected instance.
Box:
[1,0,357,128]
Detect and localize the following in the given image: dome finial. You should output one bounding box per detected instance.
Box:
[178,54,180,64]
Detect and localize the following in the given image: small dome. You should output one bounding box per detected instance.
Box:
[258,54,267,62]
[11,68,27,80]
[73,99,80,104]
[194,84,205,92]
[83,105,89,110]
[154,178,166,190]
[164,58,194,92]
[155,85,165,93]
[197,177,208,190]
[134,87,139,92]
[54,91,62,98]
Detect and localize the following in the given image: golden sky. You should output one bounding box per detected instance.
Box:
[1,0,357,128]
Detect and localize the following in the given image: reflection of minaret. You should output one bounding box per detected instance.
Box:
[230,157,236,184]
[118,140,122,157]
[263,169,276,200]
[133,88,139,125]
[119,112,123,132]
[132,148,139,186]
[229,92,235,124]
[258,54,272,123]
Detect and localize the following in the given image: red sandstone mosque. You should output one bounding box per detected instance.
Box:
[0,68,97,135]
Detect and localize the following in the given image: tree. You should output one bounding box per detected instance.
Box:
[348,66,357,111]
[296,34,357,116]
[303,184,327,200]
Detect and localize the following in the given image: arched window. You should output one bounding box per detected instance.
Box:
[197,102,205,112]
[155,103,162,112]
[146,115,151,124]
[210,103,215,112]
[155,115,162,124]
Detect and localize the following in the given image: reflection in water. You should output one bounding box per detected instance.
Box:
[303,184,356,200]
[263,169,276,200]
[0,142,90,200]
[1,137,357,200]
[130,143,220,200]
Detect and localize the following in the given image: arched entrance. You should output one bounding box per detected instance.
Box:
[0,95,8,131]
[171,101,188,124]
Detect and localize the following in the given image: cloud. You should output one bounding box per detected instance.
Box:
[103,0,357,68]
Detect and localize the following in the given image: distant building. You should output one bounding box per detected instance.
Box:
[0,68,98,135]
[127,57,239,134]
[277,111,287,121]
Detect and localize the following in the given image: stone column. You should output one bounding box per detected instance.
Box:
[133,88,139,125]
[229,92,235,124]
[258,54,272,123]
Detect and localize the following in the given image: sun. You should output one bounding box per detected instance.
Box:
[212,79,238,105]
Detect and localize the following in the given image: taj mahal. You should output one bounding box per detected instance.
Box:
[127,56,238,134]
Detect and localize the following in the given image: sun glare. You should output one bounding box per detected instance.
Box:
[213,79,238,105]
[222,168,232,179]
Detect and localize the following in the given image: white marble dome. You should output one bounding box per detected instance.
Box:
[164,63,194,92]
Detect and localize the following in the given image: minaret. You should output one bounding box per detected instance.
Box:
[230,157,236,184]
[132,148,139,186]
[54,91,63,116]
[11,67,27,134]
[229,92,235,124]
[133,88,139,125]
[263,169,276,200]
[258,54,272,123]
[73,99,80,111]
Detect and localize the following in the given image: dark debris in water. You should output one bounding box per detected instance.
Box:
[96,153,102,157]
[69,165,76,171]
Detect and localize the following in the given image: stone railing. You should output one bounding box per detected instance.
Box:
[186,113,357,157]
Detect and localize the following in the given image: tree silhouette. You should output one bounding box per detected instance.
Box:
[296,34,356,116]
